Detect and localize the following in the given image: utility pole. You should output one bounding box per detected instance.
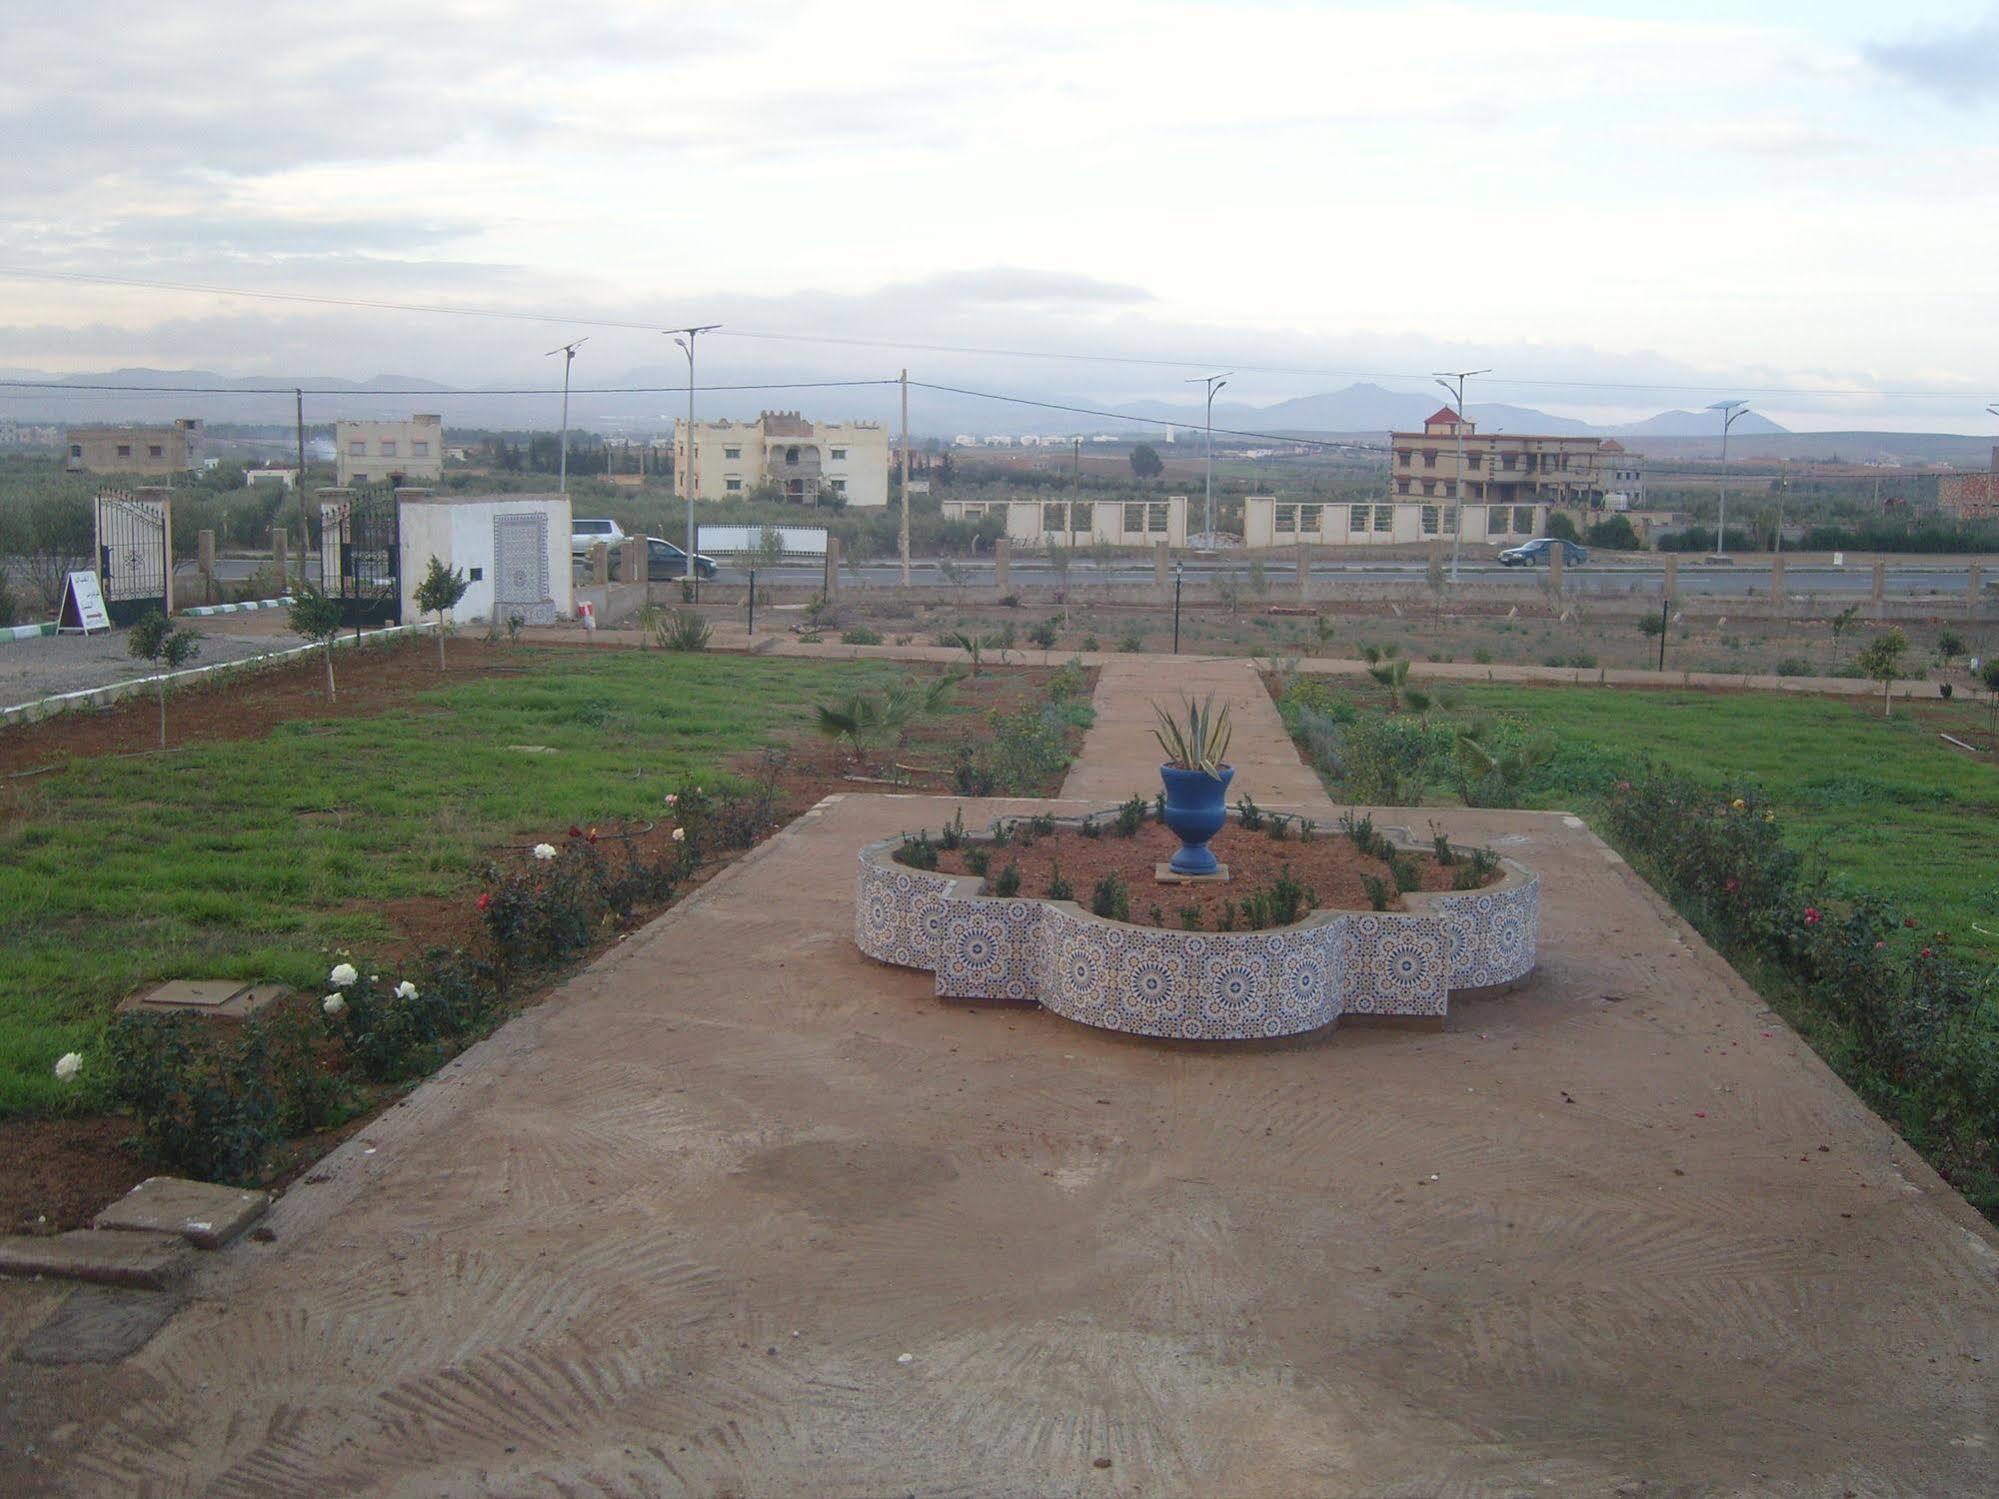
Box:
[294,387,307,589]
[1707,399,1749,557]
[899,368,910,587]
[1434,368,1489,584]
[545,338,587,495]
[1186,372,1230,545]
[1072,436,1081,550]
[667,324,722,601]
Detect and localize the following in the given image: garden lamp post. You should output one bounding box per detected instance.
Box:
[1172,560,1184,654]
[667,323,721,601]
[1434,369,1489,583]
[1707,399,1749,558]
[1185,372,1230,544]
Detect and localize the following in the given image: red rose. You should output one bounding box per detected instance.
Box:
[1921,947,1935,959]
[476,893,492,911]
[1803,907,1820,926]
[1904,917,1919,928]
[569,824,583,839]
[1724,878,1740,893]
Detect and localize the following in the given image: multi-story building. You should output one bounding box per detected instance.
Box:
[1939,465,1999,522]
[1602,441,1644,509]
[336,414,444,487]
[673,411,890,507]
[65,419,204,475]
[1388,407,1610,511]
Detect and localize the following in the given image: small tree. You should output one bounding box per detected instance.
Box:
[755,524,786,572]
[412,556,471,670]
[127,610,203,747]
[1129,444,1164,479]
[1981,658,1999,743]
[1546,511,1580,542]
[287,586,346,701]
[1855,628,1909,718]
[1936,629,1964,670]
[1828,603,1861,670]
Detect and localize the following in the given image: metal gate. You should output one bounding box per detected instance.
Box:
[319,488,401,627]
[95,490,172,626]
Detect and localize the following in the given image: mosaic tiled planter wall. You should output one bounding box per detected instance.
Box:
[855,823,1537,1041]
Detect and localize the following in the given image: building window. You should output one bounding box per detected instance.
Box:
[786,446,800,465]
[1443,506,1458,533]
[349,439,366,456]
[1421,505,1440,535]
[1147,501,1168,533]
[961,503,985,519]
[380,441,397,457]
[1123,502,1146,533]
[1372,505,1393,532]
[1350,504,1370,533]
[1513,506,1535,534]
[1421,480,1436,497]
[1397,450,1412,467]
[1467,452,1482,470]
[1489,505,1508,534]
[724,446,741,460]
[148,445,164,458]
[831,447,847,460]
[1396,477,1412,495]
[1501,453,1517,471]
[1275,504,1298,534]
[353,474,369,484]
[831,478,847,494]
[1422,449,1438,468]
[1443,481,1456,498]
[69,444,82,458]
[412,441,430,457]
[1299,504,1323,533]
[468,567,482,581]
[117,444,132,458]
[725,477,743,493]
[1043,502,1067,533]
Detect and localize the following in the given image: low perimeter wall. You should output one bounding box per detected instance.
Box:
[855,820,1537,1041]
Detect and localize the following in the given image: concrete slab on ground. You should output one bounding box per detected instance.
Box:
[0,1230,191,1292]
[93,1178,269,1250]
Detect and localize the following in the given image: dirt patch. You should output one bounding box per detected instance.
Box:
[0,636,548,777]
[1,1119,151,1236]
[928,817,1495,927]
[737,1138,960,1224]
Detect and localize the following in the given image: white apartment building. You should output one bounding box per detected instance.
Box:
[673,411,890,507]
[336,414,445,486]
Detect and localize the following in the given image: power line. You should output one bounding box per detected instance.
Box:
[909,381,1364,450]
[2,263,1990,402]
[0,378,897,398]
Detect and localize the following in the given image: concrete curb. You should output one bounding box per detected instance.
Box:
[2,622,56,643]
[0,621,437,727]
[179,597,296,617]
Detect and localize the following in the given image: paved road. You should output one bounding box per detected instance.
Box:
[159,553,1988,599]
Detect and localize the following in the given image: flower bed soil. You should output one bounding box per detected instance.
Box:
[930,818,1495,928]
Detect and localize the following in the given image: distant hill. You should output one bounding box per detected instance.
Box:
[1609,408,1789,438]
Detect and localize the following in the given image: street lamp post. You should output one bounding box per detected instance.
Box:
[1434,368,1489,583]
[666,324,722,600]
[1708,399,1749,558]
[1185,372,1230,545]
[544,338,587,494]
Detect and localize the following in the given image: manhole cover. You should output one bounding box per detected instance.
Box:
[117,981,288,1021]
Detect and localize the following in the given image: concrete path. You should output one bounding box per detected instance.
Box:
[1062,655,1328,809]
[4,668,1997,1495]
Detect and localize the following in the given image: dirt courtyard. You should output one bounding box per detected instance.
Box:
[3,787,1994,1496]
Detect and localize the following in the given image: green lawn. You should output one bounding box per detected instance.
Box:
[1390,684,1999,959]
[0,650,923,1117]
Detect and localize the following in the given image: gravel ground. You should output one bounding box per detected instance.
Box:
[0,612,304,710]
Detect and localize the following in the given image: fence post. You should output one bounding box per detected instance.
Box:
[1296,541,1309,603]
[589,542,609,587]
[824,534,842,601]
[198,529,217,605]
[619,536,642,588]
[271,528,288,578]
[1871,558,1887,619]
[1154,540,1169,603]
[994,535,1010,597]
[1662,553,1679,608]
[1967,560,1983,619]
[1547,540,1564,598]
[1768,554,1785,612]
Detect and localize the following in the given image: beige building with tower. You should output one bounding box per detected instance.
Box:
[1389,407,1610,510]
[65,419,203,475]
[336,414,444,486]
[673,412,890,507]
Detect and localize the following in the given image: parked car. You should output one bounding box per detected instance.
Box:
[1498,537,1588,568]
[609,536,718,582]
[570,517,627,556]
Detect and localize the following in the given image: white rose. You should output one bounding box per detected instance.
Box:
[322,993,347,1017]
[671,827,685,842]
[329,962,359,987]
[664,793,678,806]
[53,1052,82,1082]
[394,980,418,1000]
[533,842,557,860]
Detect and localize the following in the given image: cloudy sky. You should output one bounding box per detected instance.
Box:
[2,0,1995,431]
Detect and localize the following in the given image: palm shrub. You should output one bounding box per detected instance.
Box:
[657,607,712,651]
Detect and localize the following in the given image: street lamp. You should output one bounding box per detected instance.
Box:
[1185,372,1230,545]
[1707,399,1749,558]
[1434,368,1489,582]
[544,337,587,494]
[666,324,722,600]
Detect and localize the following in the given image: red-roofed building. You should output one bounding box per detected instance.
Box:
[1387,408,1615,528]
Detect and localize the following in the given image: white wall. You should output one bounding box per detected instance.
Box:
[398,496,573,625]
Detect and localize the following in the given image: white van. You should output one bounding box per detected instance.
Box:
[571,518,627,556]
